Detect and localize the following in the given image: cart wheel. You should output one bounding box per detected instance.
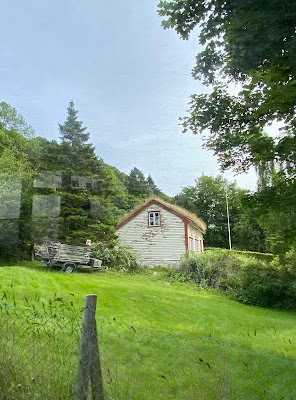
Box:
[64,263,75,273]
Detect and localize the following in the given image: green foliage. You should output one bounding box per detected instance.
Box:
[0,101,165,261]
[233,259,295,309]
[0,102,35,138]
[158,0,296,255]
[175,175,265,251]
[230,249,274,263]
[127,167,153,197]
[251,175,296,254]
[0,125,36,259]
[158,0,296,96]
[172,250,296,309]
[0,128,33,173]
[147,174,160,195]
[180,87,279,173]
[176,250,241,289]
[91,241,141,272]
[59,100,89,147]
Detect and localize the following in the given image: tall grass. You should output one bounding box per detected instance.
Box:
[1,299,295,400]
[0,300,81,400]
[0,264,296,399]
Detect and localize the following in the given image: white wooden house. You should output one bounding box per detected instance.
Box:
[116,198,206,266]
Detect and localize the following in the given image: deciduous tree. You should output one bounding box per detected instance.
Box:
[159,0,296,253]
[175,175,265,251]
[0,102,35,138]
[158,0,296,176]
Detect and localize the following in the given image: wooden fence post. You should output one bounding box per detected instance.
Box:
[75,294,104,400]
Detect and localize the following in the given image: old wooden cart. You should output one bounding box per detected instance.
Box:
[35,240,102,273]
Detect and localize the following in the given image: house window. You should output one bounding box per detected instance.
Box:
[148,211,160,227]
[195,239,200,252]
[189,237,194,250]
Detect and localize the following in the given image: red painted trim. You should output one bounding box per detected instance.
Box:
[183,218,188,251]
[116,199,200,231]
[147,210,161,228]
[195,238,199,253]
[116,200,156,230]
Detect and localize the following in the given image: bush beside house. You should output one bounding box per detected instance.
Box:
[167,249,296,309]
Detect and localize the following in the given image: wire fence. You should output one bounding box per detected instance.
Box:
[0,297,295,400]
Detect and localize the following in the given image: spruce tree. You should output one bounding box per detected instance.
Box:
[58,100,101,177]
[59,100,89,148]
[147,174,160,195]
[54,101,116,243]
[128,168,152,197]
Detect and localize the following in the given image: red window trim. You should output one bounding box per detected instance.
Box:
[183,219,188,250]
[195,238,200,253]
[188,236,194,250]
[147,210,161,227]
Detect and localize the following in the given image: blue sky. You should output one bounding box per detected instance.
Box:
[1,0,256,196]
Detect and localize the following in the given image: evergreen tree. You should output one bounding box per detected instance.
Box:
[58,100,100,176]
[127,167,152,197]
[59,100,89,147]
[31,101,117,244]
[147,174,160,195]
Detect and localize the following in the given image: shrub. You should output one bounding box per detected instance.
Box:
[177,250,242,290]
[172,250,296,309]
[91,241,141,272]
[232,258,296,308]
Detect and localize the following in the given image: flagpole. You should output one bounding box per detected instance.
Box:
[226,187,232,250]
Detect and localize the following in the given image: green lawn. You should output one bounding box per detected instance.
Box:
[0,263,296,399]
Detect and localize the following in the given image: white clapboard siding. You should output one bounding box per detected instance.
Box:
[187,223,204,252]
[117,204,186,266]
[188,223,203,240]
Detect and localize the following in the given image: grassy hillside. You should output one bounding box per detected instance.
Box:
[0,263,296,399]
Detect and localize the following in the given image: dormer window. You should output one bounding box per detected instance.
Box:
[148,211,160,227]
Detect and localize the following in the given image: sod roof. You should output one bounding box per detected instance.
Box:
[117,196,207,233]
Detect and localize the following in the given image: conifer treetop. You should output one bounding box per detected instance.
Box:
[59,100,90,147]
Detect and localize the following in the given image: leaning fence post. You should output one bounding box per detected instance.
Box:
[75,294,104,400]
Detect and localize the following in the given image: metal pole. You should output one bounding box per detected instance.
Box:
[226,188,232,250]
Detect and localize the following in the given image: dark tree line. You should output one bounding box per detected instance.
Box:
[0,101,164,259]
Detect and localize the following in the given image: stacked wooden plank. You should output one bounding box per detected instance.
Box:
[42,240,91,264]
[57,243,90,264]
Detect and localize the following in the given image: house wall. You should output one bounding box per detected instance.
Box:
[117,204,186,266]
[187,223,204,253]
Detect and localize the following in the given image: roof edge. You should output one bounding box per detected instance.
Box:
[116,197,206,233]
